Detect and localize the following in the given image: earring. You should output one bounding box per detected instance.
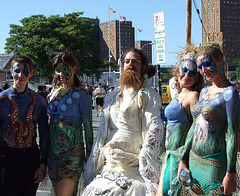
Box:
[203,76,206,84]
[220,65,224,76]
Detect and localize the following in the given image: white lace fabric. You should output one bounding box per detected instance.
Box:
[83,77,165,195]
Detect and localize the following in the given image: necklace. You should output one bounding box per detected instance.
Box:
[58,85,72,98]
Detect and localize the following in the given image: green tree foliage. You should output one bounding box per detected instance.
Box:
[230,58,240,80]
[103,60,119,71]
[162,72,172,82]
[5,12,106,81]
[232,59,240,67]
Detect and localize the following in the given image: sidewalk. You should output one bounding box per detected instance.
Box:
[36,109,101,196]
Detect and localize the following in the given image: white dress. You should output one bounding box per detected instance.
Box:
[83,77,165,196]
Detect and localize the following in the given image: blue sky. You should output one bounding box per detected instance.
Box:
[0,0,202,65]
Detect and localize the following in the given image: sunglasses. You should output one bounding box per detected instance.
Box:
[180,60,198,78]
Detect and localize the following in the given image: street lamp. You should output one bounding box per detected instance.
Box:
[141,42,155,50]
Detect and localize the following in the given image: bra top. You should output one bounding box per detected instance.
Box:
[164,98,191,123]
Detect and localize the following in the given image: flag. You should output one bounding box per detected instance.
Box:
[119,16,126,22]
[138,28,143,32]
[109,8,116,13]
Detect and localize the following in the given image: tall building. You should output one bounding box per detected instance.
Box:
[201,0,240,64]
[135,40,153,64]
[99,20,135,63]
[84,17,100,56]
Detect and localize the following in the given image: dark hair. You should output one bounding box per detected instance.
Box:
[37,85,44,91]
[2,82,10,90]
[121,48,149,75]
[147,64,156,79]
[11,55,33,71]
[51,51,81,87]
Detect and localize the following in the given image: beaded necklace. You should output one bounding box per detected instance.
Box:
[58,85,72,98]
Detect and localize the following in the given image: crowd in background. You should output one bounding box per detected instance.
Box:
[0,43,239,196]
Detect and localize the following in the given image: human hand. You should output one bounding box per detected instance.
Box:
[222,172,236,195]
[33,164,47,183]
[177,160,191,186]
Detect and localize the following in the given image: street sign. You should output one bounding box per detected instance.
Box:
[154,11,166,64]
[156,37,166,64]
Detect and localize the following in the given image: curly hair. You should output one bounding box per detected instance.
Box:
[171,45,204,93]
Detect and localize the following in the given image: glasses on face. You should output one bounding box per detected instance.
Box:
[180,60,198,78]
[181,67,198,78]
[123,59,141,65]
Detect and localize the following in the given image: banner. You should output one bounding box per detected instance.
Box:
[0,71,7,81]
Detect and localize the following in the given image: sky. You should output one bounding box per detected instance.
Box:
[0,0,203,65]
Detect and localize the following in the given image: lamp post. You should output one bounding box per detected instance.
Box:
[141,42,155,50]
[141,41,157,89]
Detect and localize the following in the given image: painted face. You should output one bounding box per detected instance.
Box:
[55,62,72,81]
[12,63,30,78]
[197,55,218,74]
[179,53,198,78]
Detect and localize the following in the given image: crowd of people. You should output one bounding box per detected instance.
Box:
[0,42,239,196]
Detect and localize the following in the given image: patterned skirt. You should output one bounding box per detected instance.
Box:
[48,144,85,183]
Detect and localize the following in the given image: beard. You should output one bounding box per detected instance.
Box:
[119,69,144,90]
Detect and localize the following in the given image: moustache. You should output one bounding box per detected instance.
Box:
[126,66,138,72]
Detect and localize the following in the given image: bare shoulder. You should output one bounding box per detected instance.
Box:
[190,91,199,101]
[185,91,199,105]
[190,91,200,99]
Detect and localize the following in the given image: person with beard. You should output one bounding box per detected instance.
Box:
[47,51,93,196]
[82,48,165,196]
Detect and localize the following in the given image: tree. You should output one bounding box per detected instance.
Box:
[230,58,240,81]
[5,12,106,81]
[103,60,119,71]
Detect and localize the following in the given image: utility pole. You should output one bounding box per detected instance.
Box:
[119,14,122,74]
[186,0,192,46]
[157,64,161,96]
[108,6,111,84]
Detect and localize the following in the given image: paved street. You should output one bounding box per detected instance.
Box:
[36,108,240,195]
[36,109,101,196]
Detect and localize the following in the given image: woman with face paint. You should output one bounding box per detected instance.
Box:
[177,43,240,195]
[156,47,204,196]
[47,51,93,196]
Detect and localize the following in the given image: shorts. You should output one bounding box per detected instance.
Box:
[96,97,104,106]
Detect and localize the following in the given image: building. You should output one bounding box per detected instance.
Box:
[99,20,135,63]
[85,17,100,56]
[135,40,153,64]
[201,0,240,64]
